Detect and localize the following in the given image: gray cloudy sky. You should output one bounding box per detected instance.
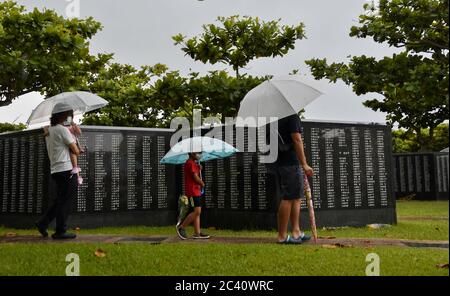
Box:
[1,0,400,126]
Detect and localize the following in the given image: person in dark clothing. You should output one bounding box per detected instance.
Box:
[274,113,314,244]
[35,103,81,240]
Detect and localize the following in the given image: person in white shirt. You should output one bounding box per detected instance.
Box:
[35,103,81,240]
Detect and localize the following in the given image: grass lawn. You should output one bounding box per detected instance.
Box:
[396,200,449,218]
[0,243,448,276]
[0,201,448,276]
[1,201,448,241]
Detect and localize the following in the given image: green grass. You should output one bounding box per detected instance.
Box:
[0,243,448,276]
[396,200,449,218]
[1,201,448,241]
[0,201,448,276]
[0,220,448,241]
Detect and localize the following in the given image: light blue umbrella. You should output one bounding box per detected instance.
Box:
[160,136,238,164]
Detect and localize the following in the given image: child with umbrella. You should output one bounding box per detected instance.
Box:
[176,151,209,240]
[160,136,238,240]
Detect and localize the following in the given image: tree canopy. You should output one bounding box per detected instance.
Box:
[306,0,449,151]
[173,15,305,77]
[0,122,26,133]
[85,15,301,127]
[393,123,449,152]
[0,0,111,107]
[82,63,165,127]
[82,65,264,127]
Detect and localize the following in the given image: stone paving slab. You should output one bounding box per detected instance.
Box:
[0,234,448,249]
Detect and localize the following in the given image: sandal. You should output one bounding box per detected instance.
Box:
[277,235,302,244]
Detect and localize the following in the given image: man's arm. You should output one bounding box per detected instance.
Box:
[291,132,314,176]
[43,126,49,137]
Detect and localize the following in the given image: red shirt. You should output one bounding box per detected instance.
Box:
[184,159,201,197]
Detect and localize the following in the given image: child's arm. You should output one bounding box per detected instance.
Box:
[71,124,82,136]
[192,173,205,187]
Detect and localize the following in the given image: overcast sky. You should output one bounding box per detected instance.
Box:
[1,0,400,126]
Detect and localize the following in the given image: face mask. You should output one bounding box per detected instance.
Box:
[63,116,73,126]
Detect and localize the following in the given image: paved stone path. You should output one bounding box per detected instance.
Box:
[0,234,448,249]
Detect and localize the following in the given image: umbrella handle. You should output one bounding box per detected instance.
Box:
[303,173,318,243]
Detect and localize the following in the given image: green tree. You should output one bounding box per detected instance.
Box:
[186,70,264,118]
[85,15,307,127]
[0,122,26,133]
[306,0,449,151]
[432,123,449,151]
[82,63,169,127]
[173,15,305,77]
[150,70,264,126]
[0,0,111,107]
[393,123,449,152]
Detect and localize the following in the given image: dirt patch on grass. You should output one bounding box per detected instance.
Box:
[1,234,448,249]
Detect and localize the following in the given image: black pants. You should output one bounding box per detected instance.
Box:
[39,170,78,234]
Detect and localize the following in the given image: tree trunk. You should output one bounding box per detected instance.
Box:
[235,67,240,78]
[415,128,426,152]
[428,126,436,152]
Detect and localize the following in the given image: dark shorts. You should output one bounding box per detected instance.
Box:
[188,196,202,208]
[275,164,304,200]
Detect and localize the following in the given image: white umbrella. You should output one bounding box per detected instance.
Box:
[237,75,323,127]
[27,91,108,125]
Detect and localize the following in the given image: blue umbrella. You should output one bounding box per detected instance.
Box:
[160,136,238,164]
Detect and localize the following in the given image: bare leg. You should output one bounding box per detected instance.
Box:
[277,199,292,242]
[290,199,301,238]
[181,212,196,228]
[69,153,81,184]
[181,207,201,231]
[193,207,201,235]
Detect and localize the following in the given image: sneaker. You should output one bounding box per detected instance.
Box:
[176,225,188,240]
[51,232,77,240]
[193,233,210,239]
[35,221,48,238]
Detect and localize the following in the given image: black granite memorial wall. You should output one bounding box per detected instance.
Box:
[0,121,397,229]
[0,126,177,228]
[197,121,397,229]
[393,152,449,200]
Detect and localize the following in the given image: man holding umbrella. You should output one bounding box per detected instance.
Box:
[274,114,314,244]
[237,75,322,244]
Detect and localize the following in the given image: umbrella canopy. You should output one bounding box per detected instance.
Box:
[27,91,108,125]
[160,136,238,165]
[237,75,323,127]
